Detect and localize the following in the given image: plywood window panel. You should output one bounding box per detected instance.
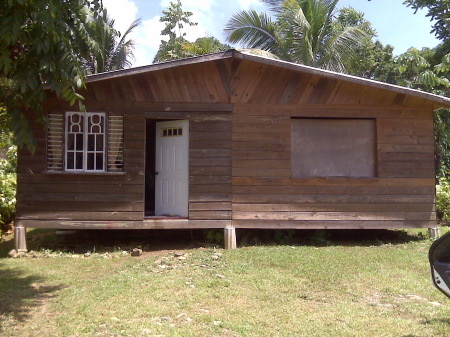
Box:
[291,118,376,177]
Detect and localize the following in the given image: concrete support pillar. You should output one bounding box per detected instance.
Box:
[14,225,27,252]
[429,227,441,240]
[224,226,237,249]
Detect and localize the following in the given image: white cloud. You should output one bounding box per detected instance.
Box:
[160,0,214,13]
[159,0,216,42]
[100,0,268,67]
[134,16,166,66]
[102,0,139,35]
[236,0,262,9]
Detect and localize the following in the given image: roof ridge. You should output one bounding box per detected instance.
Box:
[84,49,450,108]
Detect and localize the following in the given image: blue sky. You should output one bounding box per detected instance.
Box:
[102,0,440,67]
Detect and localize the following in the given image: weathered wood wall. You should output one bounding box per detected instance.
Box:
[230,59,436,229]
[16,54,438,230]
[16,110,145,227]
[16,60,233,229]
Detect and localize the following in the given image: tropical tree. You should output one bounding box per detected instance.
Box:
[84,11,141,74]
[153,0,197,63]
[224,0,368,72]
[332,7,378,77]
[404,0,450,41]
[379,47,450,90]
[181,37,231,58]
[154,1,230,62]
[0,0,103,151]
[0,124,16,235]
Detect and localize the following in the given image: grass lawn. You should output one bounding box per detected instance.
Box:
[0,228,449,336]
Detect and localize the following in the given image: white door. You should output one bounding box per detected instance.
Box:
[155,120,189,217]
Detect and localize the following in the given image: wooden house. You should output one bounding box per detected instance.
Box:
[14,50,450,250]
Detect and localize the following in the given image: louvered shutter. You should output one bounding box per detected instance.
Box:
[107,115,124,172]
[46,113,64,171]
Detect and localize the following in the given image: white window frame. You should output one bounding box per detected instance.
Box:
[65,112,106,172]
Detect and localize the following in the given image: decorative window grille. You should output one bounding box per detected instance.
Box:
[65,112,106,171]
[46,112,124,173]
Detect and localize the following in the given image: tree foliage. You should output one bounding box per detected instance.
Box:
[181,37,231,58]
[0,122,16,235]
[377,47,450,90]
[160,0,197,41]
[225,0,369,73]
[404,0,450,41]
[332,7,379,77]
[154,1,230,63]
[0,0,103,151]
[153,0,197,63]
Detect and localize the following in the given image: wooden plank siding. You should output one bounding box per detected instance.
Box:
[189,112,232,221]
[16,59,233,229]
[16,112,145,226]
[15,52,442,230]
[230,59,437,229]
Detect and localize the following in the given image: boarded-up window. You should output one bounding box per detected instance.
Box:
[291,118,376,177]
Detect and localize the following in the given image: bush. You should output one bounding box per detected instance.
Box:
[436,177,450,223]
[0,140,17,236]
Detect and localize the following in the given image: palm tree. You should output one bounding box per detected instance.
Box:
[224,0,368,73]
[85,11,141,74]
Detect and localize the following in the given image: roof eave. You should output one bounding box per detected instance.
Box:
[82,49,450,109]
[85,50,236,84]
[234,51,450,109]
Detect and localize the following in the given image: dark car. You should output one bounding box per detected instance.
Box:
[429,231,450,298]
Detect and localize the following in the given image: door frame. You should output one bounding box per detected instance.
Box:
[145,119,189,218]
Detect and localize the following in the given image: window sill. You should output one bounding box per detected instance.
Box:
[291,176,378,179]
[290,176,379,183]
[43,171,126,176]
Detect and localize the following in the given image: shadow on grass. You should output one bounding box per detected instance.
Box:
[0,227,431,256]
[0,228,206,256]
[421,317,450,325]
[237,228,429,247]
[0,265,64,324]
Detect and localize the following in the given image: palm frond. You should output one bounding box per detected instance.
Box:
[280,1,313,64]
[260,0,284,13]
[321,26,368,72]
[110,18,142,70]
[84,13,141,73]
[224,10,280,54]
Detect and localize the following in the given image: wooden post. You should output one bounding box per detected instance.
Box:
[429,227,441,240]
[224,226,237,249]
[14,225,27,252]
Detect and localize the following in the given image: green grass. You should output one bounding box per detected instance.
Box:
[1,228,450,336]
